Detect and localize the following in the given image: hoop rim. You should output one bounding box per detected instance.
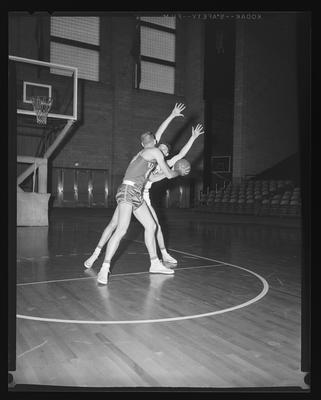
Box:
[30,96,53,104]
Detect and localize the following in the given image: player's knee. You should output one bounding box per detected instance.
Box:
[148,221,157,233]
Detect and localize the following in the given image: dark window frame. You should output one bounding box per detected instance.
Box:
[140,20,176,34]
[50,35,100,52]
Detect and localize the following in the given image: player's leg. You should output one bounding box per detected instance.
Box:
[84,206,119,268]
[97,202,133,284]
[147,203,177,264]
[134,203,174,274]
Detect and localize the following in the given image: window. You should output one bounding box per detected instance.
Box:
[135,16,176,94]
[50,16,100,81]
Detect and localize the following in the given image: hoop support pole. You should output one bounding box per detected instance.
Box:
[17,120,74,186]
[43,119,74,159]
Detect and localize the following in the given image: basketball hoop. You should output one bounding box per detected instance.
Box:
[31,96,53,125]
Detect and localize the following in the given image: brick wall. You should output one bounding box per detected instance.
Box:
[10,14,205,207]
[11,13,301,205]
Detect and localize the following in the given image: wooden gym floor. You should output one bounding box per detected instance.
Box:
[13,208,308,390]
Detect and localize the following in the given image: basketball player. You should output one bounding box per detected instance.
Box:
[95,131,190,284]
[84,103,186,270]
[84,123,204,272]
[143,123,204,263]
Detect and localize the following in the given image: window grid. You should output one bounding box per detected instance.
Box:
[140,61,175,94]
[141,26,175,62]
[50,42,99,81]
[139,17,176,94]
[50,16,100,82]
[50,16,100,45]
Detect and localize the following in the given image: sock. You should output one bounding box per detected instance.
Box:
[93,246,102,257]
[85,246,102,268]
[150,257,160,265]
[101,261,110,271]
[160,248,169,257]
[97,261,110,283]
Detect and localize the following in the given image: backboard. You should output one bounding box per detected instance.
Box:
[9,55,78,123]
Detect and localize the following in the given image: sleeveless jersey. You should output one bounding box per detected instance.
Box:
[123,151,156,188]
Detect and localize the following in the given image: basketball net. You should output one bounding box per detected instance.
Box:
[31,96,53,125]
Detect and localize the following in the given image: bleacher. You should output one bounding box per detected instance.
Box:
[198,179,301,217]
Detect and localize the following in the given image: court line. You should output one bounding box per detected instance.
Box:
[16,264,223,286]
[16,252,92,262]
[17,275,96,286]
[17,244,269,324]
[134,240,270,283]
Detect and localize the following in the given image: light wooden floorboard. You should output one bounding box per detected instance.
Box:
[12,209,308,390]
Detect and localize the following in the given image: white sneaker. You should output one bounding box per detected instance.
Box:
[84,255,97,269]
[162,253,178,264]
[149,260,174,275]
[97,264,110,284]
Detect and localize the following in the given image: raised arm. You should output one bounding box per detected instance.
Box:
[154,103,186,143]
[167,123,204,167]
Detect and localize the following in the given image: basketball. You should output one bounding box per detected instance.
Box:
[174,159,191,176]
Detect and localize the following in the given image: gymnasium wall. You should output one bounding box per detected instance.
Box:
[9,14,204,207]
[233,13,299,181]
[10,13,301,206]
[203,20,236,191]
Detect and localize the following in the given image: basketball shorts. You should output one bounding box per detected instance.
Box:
[116,183,144,211]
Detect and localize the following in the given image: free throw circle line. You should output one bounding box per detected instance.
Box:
[134,240,271,285]
[17,263,222,287]
[17,247,269,324]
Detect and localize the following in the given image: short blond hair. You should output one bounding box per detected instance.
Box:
[140,131,155,147]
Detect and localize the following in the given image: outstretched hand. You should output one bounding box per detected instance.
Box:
[191,123,204,139]
[171,103,186,118]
